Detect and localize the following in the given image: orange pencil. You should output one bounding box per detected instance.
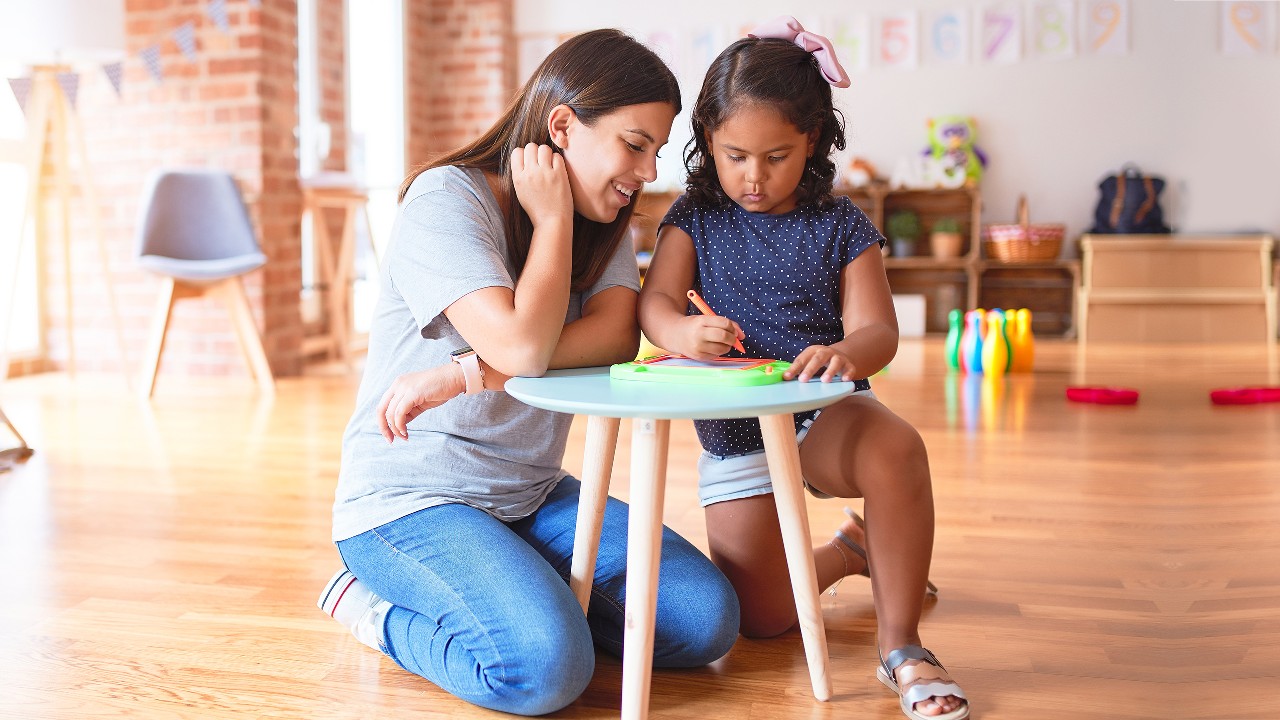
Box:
[687,289,747,354]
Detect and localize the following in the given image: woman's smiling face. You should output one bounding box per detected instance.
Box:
[556,101,677,223]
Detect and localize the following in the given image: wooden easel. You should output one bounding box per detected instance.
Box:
[300,175,377,365]
[0,402,34,467]
[0,66,129,386]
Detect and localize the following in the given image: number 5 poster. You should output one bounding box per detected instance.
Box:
[877,12,919,70]
[1220,2,1274,56]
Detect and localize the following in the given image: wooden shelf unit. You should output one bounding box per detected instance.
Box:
[837,184,982,332]
[1078,234,1276,346]
[628,185,1080,335]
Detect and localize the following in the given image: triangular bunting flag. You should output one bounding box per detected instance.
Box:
[102,62,124,97]
[206,0,230,34]
[56,72,80,110]
[173,22,198,62]
[141,45,164,83]
[7,77,32,115]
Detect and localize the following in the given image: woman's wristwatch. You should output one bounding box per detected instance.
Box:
[449,345,485,394]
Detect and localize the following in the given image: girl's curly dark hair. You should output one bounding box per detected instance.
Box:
[684,37,846,210]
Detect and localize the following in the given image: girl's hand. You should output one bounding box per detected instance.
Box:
[784,345,857,383]
[510,143,571,230]
[375,364,467,443]
[674,315,745,361]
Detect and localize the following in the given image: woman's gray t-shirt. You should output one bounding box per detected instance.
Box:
[332,165,641,542]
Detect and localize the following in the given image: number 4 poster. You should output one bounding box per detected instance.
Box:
[1220,2,1275,56]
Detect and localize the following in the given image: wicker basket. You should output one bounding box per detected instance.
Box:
[983,195,1065,263]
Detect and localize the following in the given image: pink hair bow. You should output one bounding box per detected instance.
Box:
[748,16,850,88]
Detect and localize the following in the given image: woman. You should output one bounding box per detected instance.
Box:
[318,29,739,717]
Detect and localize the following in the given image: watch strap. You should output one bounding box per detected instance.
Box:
[452,350,483,394]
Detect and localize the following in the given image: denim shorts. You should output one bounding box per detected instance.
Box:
[696,389,875,507]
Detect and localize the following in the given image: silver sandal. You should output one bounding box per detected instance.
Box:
[877,645,969,720]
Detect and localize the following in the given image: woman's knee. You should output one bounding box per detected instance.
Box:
[481,620,596,715]
[653,561,741,667]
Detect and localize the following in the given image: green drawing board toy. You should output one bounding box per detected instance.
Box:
[610,354,791,387]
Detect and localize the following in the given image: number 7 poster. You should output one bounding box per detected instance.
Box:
[981,3,1023,64]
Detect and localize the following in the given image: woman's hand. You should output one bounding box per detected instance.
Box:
[784,345,857,383]
[375,364,467,443]
[672,315,745,361]
[510,143,571,230]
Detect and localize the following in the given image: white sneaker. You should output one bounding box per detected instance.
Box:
[318,569,392,653]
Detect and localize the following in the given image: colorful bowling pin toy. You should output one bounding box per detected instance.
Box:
[1011,308,1035,372]
[945,309,962,370]
[961,310,984,373]
[982,311,1010,376]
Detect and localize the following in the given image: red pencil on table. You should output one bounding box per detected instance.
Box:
[687,289,747,354]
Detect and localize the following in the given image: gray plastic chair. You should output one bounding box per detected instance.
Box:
[135,170,274,397]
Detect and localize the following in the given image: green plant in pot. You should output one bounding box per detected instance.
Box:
[930,216,965,259]
[886,211,921,258]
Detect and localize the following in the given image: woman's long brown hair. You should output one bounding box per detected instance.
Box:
[399,29,680,292]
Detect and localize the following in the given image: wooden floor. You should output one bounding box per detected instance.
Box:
[1,338,1277,719]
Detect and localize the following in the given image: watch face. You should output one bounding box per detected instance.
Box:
[450,345,475,358]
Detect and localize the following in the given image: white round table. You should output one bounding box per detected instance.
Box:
[506,367,856,719]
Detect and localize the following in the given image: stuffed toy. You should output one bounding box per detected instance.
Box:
[844,156,878,187]
[925,116,987,186]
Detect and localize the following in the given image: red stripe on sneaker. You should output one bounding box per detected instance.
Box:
[329,577,358,618]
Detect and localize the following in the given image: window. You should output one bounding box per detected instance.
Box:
[347,0,405,331]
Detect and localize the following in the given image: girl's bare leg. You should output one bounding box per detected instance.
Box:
[801,395,963,716]
[704,493,868,638]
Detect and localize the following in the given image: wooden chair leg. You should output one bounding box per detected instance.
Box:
[139,277,178,398]
[219,278,275,396]
[759,412,833,703]
[570,415,620,613]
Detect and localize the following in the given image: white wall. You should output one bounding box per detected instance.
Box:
[516,0,1280,245]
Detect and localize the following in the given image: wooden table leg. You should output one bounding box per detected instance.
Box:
[759,412,833,702]
[621,417,669,720]
[569,415,620,613]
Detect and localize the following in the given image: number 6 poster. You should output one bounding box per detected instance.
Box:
[924,9,970,65]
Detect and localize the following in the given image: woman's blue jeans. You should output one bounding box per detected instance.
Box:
[335,476,740,716]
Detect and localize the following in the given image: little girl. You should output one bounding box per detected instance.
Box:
[638,17,968,720]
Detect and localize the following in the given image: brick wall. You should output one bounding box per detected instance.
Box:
[316,0,347,174]
[405,0,514,168]
[24,0,306,383]
[13,0,517,382]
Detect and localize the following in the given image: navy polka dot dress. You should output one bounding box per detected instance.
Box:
[660,194,885,457]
